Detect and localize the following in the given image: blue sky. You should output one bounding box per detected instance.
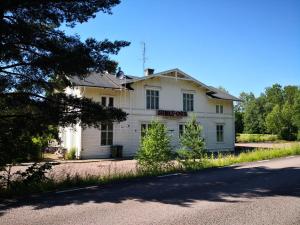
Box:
[64,0,300,97]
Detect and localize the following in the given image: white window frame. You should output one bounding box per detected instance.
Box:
[141,122,152,138]
[216,124,224,143]
[100,123,113,146]
[216,104,224,114]
[146,89,159,110]
[183,93,194,112]
[101,96,114,107]
[178,123,186,137]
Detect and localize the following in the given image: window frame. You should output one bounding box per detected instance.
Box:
[100,123,113,146]
[216,124,224,143]
[101,96,114,107]
[146,89,159,110]
[216,104,223,114]
[183,93,194,112]
[141,123,152,138]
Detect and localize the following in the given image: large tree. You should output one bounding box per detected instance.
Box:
[0,1,129,165]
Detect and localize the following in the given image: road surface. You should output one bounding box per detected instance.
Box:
[1,156,300,225]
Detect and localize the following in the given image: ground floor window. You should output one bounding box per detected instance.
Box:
[216,124,224,142]
[141,123,152,138]
[101,123,113,146]
[179,124,185,137]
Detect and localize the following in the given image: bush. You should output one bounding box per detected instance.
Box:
[65,148,76,160]
[177,116,206,169]
[236,133,278,143]
[136,121,173,172]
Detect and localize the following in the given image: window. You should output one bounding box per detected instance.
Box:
[179,124,185,137]
[216,104,223,114]
[141,123,152,138]
[101,96,114,107]
[183,93,194,112]
[108,97,114,107]
[101,97,106,106]
[146,90,159,109]
[216,124,224,142]
[101,123,113,146]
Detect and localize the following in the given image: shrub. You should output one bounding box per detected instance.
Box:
[177,116,206,169]
[236,133,278,143]
[136,121,173,172]
[65,148,76,160]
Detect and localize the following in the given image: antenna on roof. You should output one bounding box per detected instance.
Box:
[141,42,147,75]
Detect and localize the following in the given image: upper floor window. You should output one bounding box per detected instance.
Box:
[183,93,194,112]
[101,96,114,107]
[101,123,113,146]
[146,89,159,110]
[216,124,224,142]
[216,104,223,114]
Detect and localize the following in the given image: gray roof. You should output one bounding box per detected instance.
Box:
[207,86,241,101]
[68,72,135,89]
[69,69,240,101]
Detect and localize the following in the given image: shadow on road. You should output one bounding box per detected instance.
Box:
[1,165,300,215]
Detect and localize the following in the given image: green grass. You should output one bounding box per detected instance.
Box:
[1,144,300,198]
[236,133,279,143]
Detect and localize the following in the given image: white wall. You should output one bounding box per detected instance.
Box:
[78,75,235,159]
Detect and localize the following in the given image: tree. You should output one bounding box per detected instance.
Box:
[177,116,206,164]
[266,103,297,140]
[243,96,265,134]
[136,121,173,172]
[0,1,129,166]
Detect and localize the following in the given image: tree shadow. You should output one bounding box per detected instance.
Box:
[1,165,300,215]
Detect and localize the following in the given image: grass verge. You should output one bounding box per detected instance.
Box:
[1,144,300,198]
[236,133,279,143]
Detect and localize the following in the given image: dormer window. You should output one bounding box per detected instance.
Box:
[146,89,159,110]
[216,104,223,114]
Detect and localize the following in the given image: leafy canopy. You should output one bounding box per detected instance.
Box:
[0,1,129,165]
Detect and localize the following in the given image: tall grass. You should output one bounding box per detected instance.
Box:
[1,144,300,198]
[236,133,278,143]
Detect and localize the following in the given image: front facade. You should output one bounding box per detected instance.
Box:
[60,68,240,159]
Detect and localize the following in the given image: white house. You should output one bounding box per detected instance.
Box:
[60,68,240,159]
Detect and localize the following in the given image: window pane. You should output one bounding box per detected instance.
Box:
[220,105,223,114]
[101,131,107,145]
[101,97,106,106]
[179,124,183,137]
[108,97,114,107]
[150,96,154,109]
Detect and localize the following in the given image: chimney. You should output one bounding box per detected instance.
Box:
[144,68,154,76]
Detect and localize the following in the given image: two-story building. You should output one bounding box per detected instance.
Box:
[60,68,240,159]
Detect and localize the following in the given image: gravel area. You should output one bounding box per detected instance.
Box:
[3,159,138,182]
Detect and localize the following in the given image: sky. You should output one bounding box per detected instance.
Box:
[64,0,300,97]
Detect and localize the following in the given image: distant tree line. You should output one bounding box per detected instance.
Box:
[235,84,300,140]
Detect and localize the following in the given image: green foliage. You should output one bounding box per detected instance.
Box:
[236,84,300,141]
[266,103,297,140]
[136,121,173,172]
[65,148,77,160]
[236,133,278,143]
[0,1,129,166]
[177,116,206,168]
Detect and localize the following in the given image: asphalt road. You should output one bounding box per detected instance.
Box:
[1,156,300,225]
